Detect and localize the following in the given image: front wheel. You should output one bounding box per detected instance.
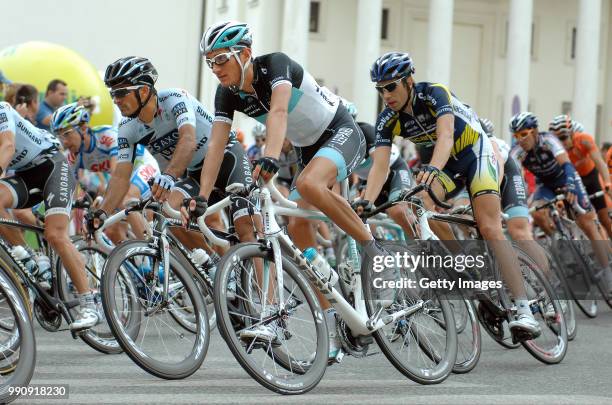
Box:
[101,240,209,379]
[361,241,457,385]
[214,242,328,395]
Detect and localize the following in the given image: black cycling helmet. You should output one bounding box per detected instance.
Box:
[104,56,158,88]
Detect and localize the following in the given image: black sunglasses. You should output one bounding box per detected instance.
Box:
[375,77,405,94]
[110,85,144,98]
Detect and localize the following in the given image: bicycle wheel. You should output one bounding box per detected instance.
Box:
[214,242,328,395]
[552,237,597,318]
[56,237,132,354]
[542,250,577,341]
[361,241,457,385]
[449,297,481,374]
[0,266,36,404]
[515,252,568,364]
[101,240,209,379]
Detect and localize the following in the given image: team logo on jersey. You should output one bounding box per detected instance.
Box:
[99,135,115,148]
[0,113,7,124]
[171,102,188,119]
[118,138,130,150]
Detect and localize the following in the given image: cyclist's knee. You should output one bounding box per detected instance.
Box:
[507,218,531,240]
[44,225,70,246]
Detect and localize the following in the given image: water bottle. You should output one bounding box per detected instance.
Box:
[11,246,40,277]
[303,247,338,286]
[34,254,53,285]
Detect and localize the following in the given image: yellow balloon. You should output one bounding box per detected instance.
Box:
[0,41,113,127]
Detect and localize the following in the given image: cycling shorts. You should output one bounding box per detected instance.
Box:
[374,157,414,207]
[289,104,366,201]
[533,172,592,212]
[173,142,257,221]
[434,134,499,200]
[500,156,529,219]
[580,167,609,211]
[0,152,74,217]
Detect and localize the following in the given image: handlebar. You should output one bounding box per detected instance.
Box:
[364,183,451,218]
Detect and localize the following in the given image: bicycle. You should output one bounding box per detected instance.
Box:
[98,198,212,380]
[378,183,568,365]
[211,180,458,394]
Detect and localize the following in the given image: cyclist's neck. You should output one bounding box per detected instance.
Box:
[138,93,158,125]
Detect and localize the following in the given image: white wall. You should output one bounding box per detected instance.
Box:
[0,0,204,95]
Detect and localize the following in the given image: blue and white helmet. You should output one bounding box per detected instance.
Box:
[50,103,90,134]
[572,120,584,133]
[370,52,415,82]
[509,112,538,133]
[200,21,252,55]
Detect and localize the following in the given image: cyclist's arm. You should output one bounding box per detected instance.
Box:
[589,149,611,187]
[363,146,391,203]
[198,121,231,200]
[263,83,291,159]
[108,156,118,175]
[0,130,16,174]
[429,114,454,170]
[554,152,577,186]
[165,124,196,179]
[99,161,133,214]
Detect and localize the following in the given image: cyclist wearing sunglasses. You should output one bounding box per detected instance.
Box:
[50,102,160,243]
[510,112,611,288]
[548,115,612,239]
[0,101,101,331]
[198,20,392,354]
[89,56,258,253]
[364,52,541,336]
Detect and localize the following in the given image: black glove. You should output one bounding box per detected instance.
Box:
[84,209,108,233]
[182,196,208,220]
[351,200,373,216]
[256,157,280,176]
[418,164,442,183]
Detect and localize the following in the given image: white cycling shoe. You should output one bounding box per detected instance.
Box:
[70,307,100,331]
[508,313,541,338]
[239,324,280,344]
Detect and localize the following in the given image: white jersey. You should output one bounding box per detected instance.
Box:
[0,102,60,171]
[489,136,510,164]
[117,88,233,171]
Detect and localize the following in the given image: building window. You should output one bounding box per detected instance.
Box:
[570,27,577,59]
[310,1,321,33]
[381,8,390,40]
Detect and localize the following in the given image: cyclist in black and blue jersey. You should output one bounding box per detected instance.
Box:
[196,20,386,356]
[0,102,100,330]
[363,52,540,335]
[509,112,611,290]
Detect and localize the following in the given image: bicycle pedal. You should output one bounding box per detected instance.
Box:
[329,350,344,365]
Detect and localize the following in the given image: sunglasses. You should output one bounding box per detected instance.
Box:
[514,130,532,140]
[110,85,144,98]
[205,51,235,69]
[58,128,74,138]
[375,77,405,94]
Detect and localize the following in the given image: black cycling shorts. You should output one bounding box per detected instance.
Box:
[173,142,257,221]
[374,158,414,207]
[581,167,607,211]
[500,156,529,218]
[0,151,74,217]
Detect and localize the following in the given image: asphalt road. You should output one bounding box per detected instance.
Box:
[19,306,612,404]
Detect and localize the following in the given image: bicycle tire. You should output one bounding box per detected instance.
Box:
[101,240,209,379]
[361,241,457,385]
[214,242,328,395]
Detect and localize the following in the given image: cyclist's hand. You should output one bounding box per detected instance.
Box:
[417,164,441,186]
[151,172,176,202]
[253,157,280,184]
[84,209,107,236]
[180,196,208,227]
[565,183,576,205]
[351,199,373,217]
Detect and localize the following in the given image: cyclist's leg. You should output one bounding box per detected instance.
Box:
[502,157,549,274]
[581,168,612,240]
[571,172,609,267]
[382,159,417,238]
[530,184,557,235]
[0,177,29,246]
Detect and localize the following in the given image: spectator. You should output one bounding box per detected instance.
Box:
[3,82,21,105]
[247,123,266,163]
[36,79,68,130]
[13,84,39,123]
